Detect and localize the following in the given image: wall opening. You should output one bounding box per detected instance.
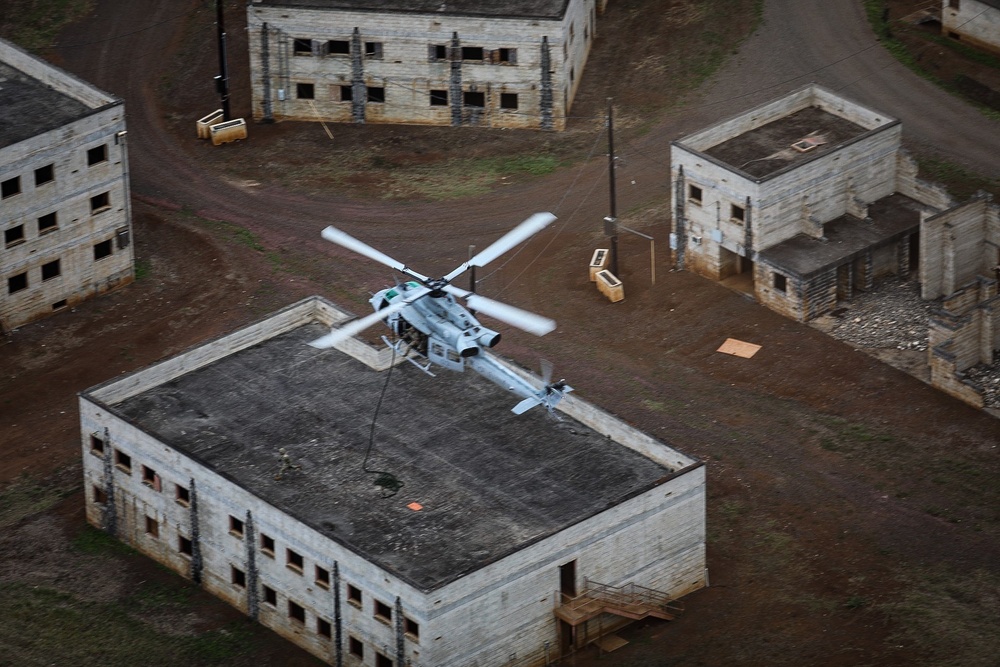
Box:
[559,559,577,600]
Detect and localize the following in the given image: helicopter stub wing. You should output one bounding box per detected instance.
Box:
[309,285,431,349]
[442,212,557,283]
[443,285,555,337]
[321,226,430,283]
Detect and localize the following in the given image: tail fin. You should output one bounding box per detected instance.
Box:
[511,381,573,415]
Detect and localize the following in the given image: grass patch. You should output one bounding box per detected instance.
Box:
[0,583,257,666]
[0,0,94,52]
[134,259,152,280]
[71,524,137,556]
[883,565,1000,666]
[0,474,75,528]
[916,156,1000,200]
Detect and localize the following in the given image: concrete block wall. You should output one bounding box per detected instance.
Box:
[1,41,132,330]
[246,0,597,130]
[81,300,706,667]
[423,465,706,666]
[896,152,953,211]
[943,0,1000,53]
[921,195,1000,299]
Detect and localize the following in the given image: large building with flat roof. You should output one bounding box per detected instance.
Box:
[245,0,605,130]
[0,37,133,331]
[80,296,706,666]
[671,84,950,322]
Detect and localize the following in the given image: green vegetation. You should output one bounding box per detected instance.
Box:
[0,474,75,528]
[916,156,1000,200]
[71,524,136,556]
[883,565,1000,667]
[134,259,152,280]
[0,0,94,52]
[0,583,257,666]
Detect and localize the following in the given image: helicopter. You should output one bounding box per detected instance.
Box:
[308,212,572,415]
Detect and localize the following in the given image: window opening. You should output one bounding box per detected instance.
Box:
[263,584,277,606]
[114,449,131,473]
[293,38,312,55]
[774,273,788,293]
[497,48,516,64]
[231,566,246,588]
[5,225,25,247]
[38,212,58,234]
[175,484,190,505]
[296,83,315,99]
[404,616,420,641]
[731,204,746,223]
[8,272,28,294]
[41,259,61,281]
[94,239,113,260]
[179,535,193,556]
[340,85,353,102]
[141,464,158,487]
[463,91,485,107]
[52,299,67,311]
[2,176,21,198]
[461,46,484,60]
[347,583,362,607]
[87,145,107,166]
[375,651,394,667]
[367,87,385,103]
[327,40,350,54]
[430,44,447,61]
[286,548,304,572]
[288,600,306,624]
[93,485,108,504]
[90,192,110,214]
[261,534,275,556]
[317,617,332,638]
[374,599,392,623]
[500,93,518,110]
[34,164,54,186]
[364,42,383,59]
[229,515,244,538]
[349,636,364,658]
[90,434,105,454]
[145,515,159,538]
[315,565,330,589]
[429,89,448,106]
[688,184,703,204]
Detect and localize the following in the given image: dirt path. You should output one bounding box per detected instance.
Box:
[3,0,1000,665]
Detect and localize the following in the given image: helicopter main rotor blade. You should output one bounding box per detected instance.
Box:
[444,285,555,337]
[442,212,557,283]
[309,286,431,349]
[321,226,430,283]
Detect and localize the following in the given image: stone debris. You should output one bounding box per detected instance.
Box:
[823,279,1000,409]
[825,280,933,351]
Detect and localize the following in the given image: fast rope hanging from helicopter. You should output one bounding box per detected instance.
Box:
[363,338,405,498]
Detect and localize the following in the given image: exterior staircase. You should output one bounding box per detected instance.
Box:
[554,579,684,627]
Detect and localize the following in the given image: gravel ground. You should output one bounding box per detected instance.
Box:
[822,278,1000,409]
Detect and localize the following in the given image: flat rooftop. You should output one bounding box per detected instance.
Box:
[110,322,678,591]
[757,194,924,278]
[701,106,869,179]
[0,62,93,149]
[251,0,569,19]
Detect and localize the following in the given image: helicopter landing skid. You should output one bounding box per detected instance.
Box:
[382,335,436,377]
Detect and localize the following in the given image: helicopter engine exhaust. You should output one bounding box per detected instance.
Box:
[476,329,501,348]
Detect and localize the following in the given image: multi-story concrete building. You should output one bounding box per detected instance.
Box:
[942,0,1000,54]
[245,0,604,131]
[80,296,706,667]
[0,37,133,331]
[671,84,950,322]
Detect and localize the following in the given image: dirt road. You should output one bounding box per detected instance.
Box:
[3,1,1000,665]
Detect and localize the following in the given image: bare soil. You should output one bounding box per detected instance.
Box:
[2,1,1000,666]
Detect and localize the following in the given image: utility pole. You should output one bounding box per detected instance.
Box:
[215,0,231,120]
[606,97,619,277]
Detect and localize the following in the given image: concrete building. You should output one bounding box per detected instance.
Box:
[942,0,1000,53]
[921,193,1000,408]
[80,296,706,666]
[245,0,605,131]
[671,84,950,322]
[0,37,133,331]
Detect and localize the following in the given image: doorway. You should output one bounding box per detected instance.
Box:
[560,560,577,601]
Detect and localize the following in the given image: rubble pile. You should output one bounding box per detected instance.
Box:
[826,280,933,351]
[964,364,1000,409]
